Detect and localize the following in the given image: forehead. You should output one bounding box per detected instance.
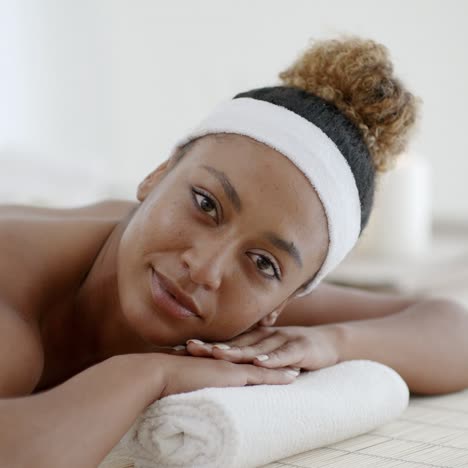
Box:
[175,134,329,267]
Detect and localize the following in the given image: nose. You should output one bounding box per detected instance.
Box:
[181,236,232,290]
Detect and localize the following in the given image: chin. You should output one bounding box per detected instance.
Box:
[121,303,179,347]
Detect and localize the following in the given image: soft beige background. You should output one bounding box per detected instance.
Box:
[1,0,468,224]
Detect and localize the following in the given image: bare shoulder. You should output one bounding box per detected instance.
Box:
[0,199,138,396]
[0,301,44,397]
[0,198,137,221]
[277,281,422,327]
[0,199,138,318]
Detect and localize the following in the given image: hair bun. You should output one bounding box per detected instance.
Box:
[279,35,422,172]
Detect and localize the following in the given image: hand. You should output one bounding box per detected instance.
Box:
[184,325,342,372]
[158,353,300,398]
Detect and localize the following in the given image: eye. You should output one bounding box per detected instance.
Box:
[247,252,281,280]
[192,188,220,222]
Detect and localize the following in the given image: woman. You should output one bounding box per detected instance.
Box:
[1,36,468,468]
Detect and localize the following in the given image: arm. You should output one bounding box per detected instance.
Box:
[1,354,165,468]
[275,282,468,393]
[0,352,296,468]
[188,293,468,395]
[275,281,422,327]
[335,297,468,395]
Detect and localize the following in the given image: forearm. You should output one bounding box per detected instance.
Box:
[335,298,468,395]
[1,353,165,468]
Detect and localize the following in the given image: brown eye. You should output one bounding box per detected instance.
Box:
[192,189,219,222]
[257,256,270,271]
[200,197,215,212]
[247,252,281,280]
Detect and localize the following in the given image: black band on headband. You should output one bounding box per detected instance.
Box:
[234,86,375,233]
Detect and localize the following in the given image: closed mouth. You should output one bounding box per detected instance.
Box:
[150,268,202,319]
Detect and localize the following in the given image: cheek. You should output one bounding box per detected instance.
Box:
[204,289,268,340]
[116,197,189,292]
[139,196,192,251]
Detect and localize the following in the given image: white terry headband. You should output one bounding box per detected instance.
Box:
[174,97,361,296]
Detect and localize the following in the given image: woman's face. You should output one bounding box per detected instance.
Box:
[117,134,328,346]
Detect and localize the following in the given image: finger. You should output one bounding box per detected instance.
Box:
[211,333,287,364]
[185,339,214,358]
[168,345,190,356]
[242,364,300,386]
[222,326,274,348]
[253,341,304,369]
[148,345,189,356]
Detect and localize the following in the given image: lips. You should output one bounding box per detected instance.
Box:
[150,268,202,320]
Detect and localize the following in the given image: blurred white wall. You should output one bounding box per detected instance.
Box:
[1,0,467,222]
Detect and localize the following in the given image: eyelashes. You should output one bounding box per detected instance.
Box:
[246,252,281,280]
[190,187,281,280]
[192,188,220,222]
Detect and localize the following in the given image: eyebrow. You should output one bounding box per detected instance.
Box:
[201,165,242,212]
[200,164,303,269]
[264,232,303,268]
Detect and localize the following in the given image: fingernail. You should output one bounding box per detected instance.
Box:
[290,367,301,372]
[284,369,300,377]
[255,354,269,362]
[186,339,204,345]
[172,345,186,351]
[213,343,231,350]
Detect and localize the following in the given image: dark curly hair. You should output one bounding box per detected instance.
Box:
[235,35,421,234]
[279,35,421,173]
[173,35,422,235]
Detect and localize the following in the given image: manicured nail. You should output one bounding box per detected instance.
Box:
[284,369,300,377]
[213,343,231,350]
[255,354,269,362]
[186,339,205,345]
[172,345,186,351]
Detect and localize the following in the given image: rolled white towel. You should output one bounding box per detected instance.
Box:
[115,360,409,468]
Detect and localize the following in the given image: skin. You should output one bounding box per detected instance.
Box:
[115,133,329,348]
[0,133,329,392]
[3,125,468,468]
[6,131,466,400]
